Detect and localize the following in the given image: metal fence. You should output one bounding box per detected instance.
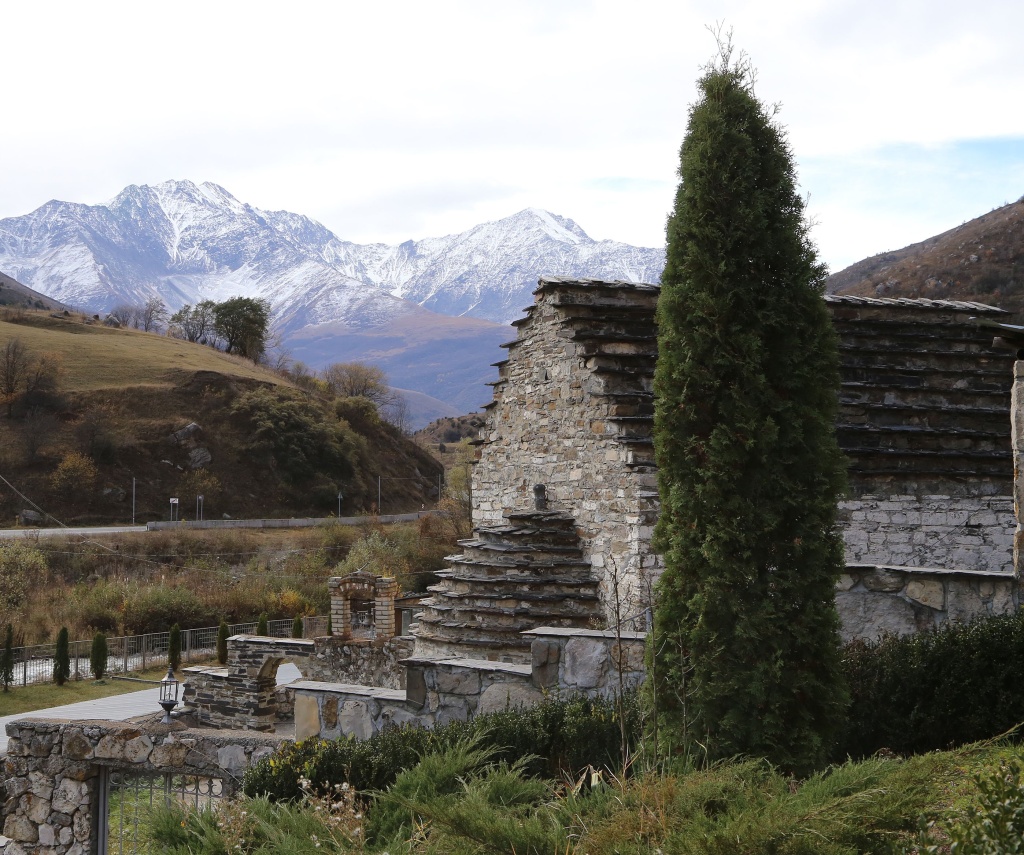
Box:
[6,615,329,688]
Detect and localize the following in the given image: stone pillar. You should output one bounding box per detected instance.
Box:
[1012,362,1024,578]
[374,577,398,638]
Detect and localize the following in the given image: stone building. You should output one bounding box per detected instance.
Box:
[414,278,1020,652]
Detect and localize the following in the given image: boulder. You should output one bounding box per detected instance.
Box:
[169,422,202,445]
[18,509,44,526]
[188,447,212,469]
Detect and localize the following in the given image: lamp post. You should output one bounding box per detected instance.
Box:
[197,494,204,522]
[337,491,343,518]
[159,666,179,724]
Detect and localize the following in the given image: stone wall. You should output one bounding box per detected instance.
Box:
[1,718,283,855]
[301,636,413,688]
[293,626,647,742]
[837,495,1015,573]
[525,627,646,696]
[472,279,662,625]
[182,635,315,731]
[182,634,410,731]
[836,564,1020,643]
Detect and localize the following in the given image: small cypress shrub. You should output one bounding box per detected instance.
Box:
[90,632,108,680]
[1,624,14,692]
[216,619,229,665]
[53,626,70,686]
[291,615,303,638]
[327,613,333,636]
[168,623,181,673]
[256,613,269,636]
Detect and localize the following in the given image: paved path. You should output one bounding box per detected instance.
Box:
[0,663,301,755]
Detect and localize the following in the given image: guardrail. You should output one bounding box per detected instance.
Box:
[146,513,429,531]
[5,616,329,688]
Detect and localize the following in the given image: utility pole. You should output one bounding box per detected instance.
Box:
[377,476,381,514]
[132,477,136,525]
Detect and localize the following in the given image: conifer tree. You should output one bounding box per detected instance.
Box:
[256,613,269,636]
[53,627,70,686]
[217,619,230,665]
[1,624,14,692]
[90,632,108,680]
[651,42,848,774]
[168,623,182,673]
[291,615,304,639]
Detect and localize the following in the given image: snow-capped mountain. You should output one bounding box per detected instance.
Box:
[0,180,665,416]
[0,180,664,326]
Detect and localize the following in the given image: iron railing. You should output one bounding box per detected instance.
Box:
[5,615,329,688]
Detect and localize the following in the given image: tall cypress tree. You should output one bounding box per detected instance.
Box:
[651,45,847,775]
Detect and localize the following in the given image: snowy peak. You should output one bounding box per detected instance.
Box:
[0,181,664,329]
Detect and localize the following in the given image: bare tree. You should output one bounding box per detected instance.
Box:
[1,338,29,417]
[22,408,57,462]
[139,297,168,332]
[107,304,138,328]
[169,300,216,343]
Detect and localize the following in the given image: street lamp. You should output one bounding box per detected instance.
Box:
[159,666,179,724]
[337,491,343,518]
[197,494,204,522]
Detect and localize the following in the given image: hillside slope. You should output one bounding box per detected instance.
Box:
[827,197,1024,317]
[0,312,441,525]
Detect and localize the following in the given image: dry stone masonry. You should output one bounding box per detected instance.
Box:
[464,280,1019,642]
[1,718,282,855]
[413,510,602,662]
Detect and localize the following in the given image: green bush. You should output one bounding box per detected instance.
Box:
[243,693,641,802]
[291,615,303,638]
[168,623,181,673]
[216,619,229,665]
[921,758,1024,854]
[53,626,70,685]
[231,388,359,487]
[90,632,108,680]
[256,612,268,636]
[838,612,1024,759]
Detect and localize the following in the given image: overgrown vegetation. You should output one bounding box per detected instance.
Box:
[3,520,453,645]
[0,310,441,526]
[243,693,640,802]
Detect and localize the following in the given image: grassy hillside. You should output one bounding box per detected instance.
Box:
[0,309,441,525]
[0,309,285,389]
[827,197,1024,319]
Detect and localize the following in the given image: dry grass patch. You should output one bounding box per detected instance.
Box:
[0,311,288,391]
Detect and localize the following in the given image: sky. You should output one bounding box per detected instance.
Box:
[3,0,1023,273]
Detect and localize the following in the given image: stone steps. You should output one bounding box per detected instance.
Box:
[411,510,601,660]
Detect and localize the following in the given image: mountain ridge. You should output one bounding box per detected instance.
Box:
[0,180,662,416]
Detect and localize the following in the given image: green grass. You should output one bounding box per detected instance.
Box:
[0,662,207,717]
[0,310,288,391]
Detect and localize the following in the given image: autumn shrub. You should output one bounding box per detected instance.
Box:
[0,541,46,628]
[50,451,98,495]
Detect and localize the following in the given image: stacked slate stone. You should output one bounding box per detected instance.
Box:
[826,295,1015,494]
[412,510,603,663]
